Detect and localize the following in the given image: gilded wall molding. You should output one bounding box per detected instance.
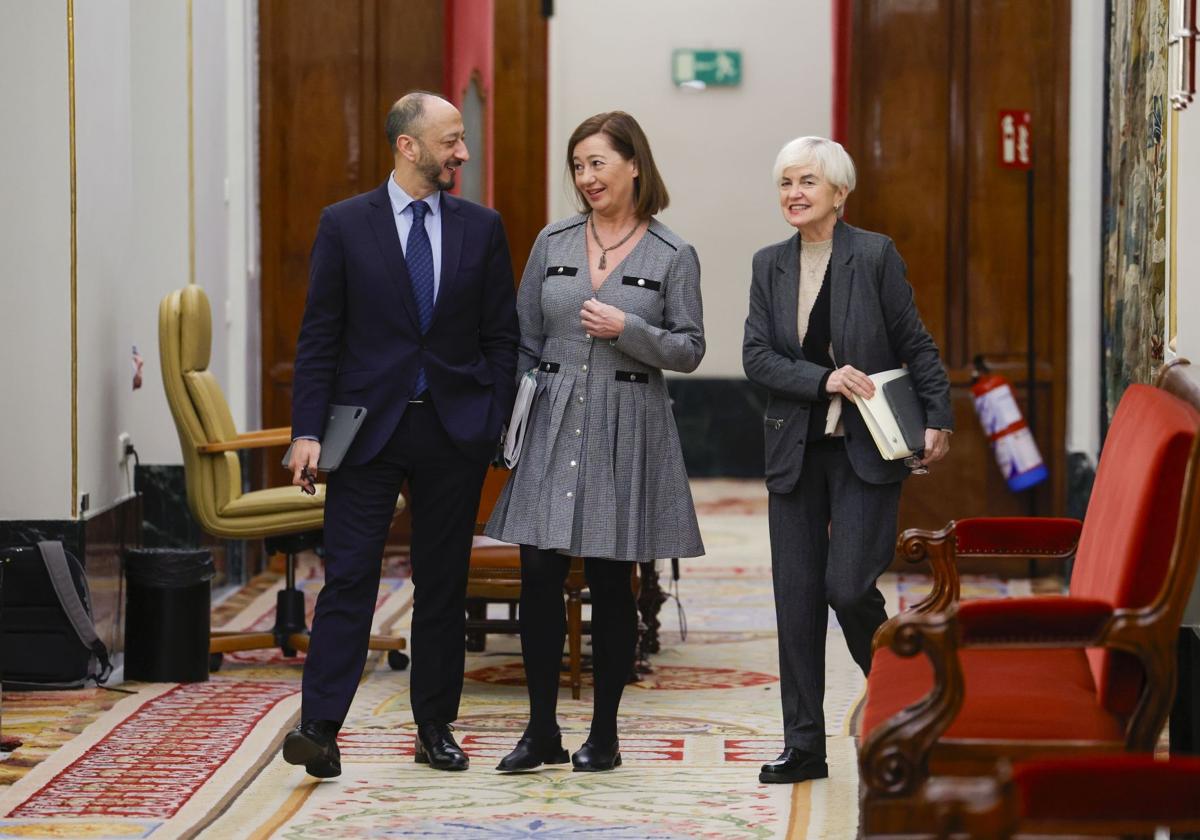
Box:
[1170,108,1179,353]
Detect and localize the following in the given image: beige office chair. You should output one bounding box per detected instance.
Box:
[159,284,407,670]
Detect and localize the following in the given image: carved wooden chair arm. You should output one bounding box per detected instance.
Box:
[895,523,961,612]
[873,524,960,652]
[920,767,1015,840]
[860,609,964,798]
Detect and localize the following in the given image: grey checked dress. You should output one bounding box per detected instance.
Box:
[485,215,706,562]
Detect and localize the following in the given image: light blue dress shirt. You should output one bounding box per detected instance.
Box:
[387,173,443,301]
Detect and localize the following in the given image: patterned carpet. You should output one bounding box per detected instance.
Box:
[0,479,1038,838]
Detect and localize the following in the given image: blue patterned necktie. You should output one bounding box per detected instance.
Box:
[407,199,434,395]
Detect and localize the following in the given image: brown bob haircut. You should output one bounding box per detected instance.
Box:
[566,111,670,219]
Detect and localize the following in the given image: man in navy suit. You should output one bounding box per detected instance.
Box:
[281,92,519,775]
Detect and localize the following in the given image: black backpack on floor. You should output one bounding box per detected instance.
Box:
[0,541,112,689]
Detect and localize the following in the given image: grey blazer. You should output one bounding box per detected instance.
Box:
[743,220,953,491]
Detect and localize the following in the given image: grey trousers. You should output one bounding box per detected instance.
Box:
[769,442,903,756]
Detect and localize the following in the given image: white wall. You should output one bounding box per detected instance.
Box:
[548,0,833,377]
[225,0,261,432]
[1175,87,1200,362]
[0,4,72,519]
[127,0,191,473]
[1067,0,1105,461]
[75,0,138,512]
[1,1,255,520]
[194,0,231,401]
[1172,72,1200,628]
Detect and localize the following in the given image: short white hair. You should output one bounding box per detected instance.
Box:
[772,136,857,215]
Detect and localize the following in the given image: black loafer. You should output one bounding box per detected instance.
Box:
[758,747,828,784]
[571,739,621,772]
[414,722,469,771]
[496,731,570,772]
[282,719,342,778]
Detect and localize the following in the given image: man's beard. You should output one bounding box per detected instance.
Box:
[417,143,456,191]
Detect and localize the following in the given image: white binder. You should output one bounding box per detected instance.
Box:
[850,369,927,460]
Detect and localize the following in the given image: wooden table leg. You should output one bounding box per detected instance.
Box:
[637,560,668,657]
[567,585,583,700]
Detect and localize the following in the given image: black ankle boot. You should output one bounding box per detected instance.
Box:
[571,738,621,772]
[758,747,828,784]
[495,730,570,772]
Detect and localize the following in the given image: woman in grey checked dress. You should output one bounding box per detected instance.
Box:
[744,137,952,784]
[487,111,704,773]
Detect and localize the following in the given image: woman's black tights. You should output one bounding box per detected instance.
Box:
[518,545,637,745]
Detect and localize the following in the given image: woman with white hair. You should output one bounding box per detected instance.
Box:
[743,136,953,784]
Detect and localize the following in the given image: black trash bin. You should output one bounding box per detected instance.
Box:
[124,548,214,682]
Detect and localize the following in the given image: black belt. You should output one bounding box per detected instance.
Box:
[806,436,846,451]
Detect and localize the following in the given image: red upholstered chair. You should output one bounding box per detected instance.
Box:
[918,755,1200,838]
[858,359,1200,836]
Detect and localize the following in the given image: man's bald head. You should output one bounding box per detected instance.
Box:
[385,92,454,151]
[386,91,468,195]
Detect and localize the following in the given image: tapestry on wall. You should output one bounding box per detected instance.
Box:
[1102,0,1168,426]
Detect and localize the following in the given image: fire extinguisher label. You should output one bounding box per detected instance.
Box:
[994,427,1043,477]
[974,385,1023,437]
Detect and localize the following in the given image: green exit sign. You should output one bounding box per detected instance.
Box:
[672,49,742,87]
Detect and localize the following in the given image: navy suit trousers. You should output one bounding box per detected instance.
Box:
[302,400,488,726]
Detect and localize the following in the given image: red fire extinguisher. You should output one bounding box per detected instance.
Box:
[970,357,1048,492]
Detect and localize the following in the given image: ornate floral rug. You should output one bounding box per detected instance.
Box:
[0,480,1032,838]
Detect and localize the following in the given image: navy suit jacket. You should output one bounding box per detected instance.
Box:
[291,180,520,465]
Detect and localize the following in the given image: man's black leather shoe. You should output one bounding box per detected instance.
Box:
[282,719,341,778]
[570,739,621,772]
[758,747,828,784]
[496,731,570,772]
[414,723,469,771]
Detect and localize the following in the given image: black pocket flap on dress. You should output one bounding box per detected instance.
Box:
[546,265,578,277]
[538,361,560,373]
[621,275,661,291]
[615,370,649,384]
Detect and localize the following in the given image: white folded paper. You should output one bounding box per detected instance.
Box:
[502,370,538,468]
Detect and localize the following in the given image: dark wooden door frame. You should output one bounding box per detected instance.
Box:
[839,0,1070,534]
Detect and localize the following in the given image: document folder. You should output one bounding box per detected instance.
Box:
[851,369,927,460]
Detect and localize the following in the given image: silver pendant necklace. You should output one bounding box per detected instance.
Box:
[589,214,639,270]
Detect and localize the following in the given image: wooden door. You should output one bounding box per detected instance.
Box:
[845,0,1070,531]
[492,0,548,280]
[258,0,444,471]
